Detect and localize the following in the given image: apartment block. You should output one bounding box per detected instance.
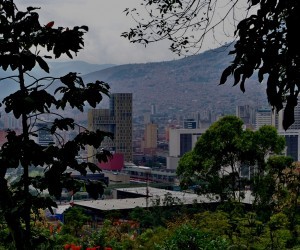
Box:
[88,93,133,163]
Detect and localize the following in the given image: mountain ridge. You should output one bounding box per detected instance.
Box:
[0,45,268,118]
[83,46,268,117]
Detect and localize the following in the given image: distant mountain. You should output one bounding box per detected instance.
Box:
[0,46,269,118]
[83,46,268,117]
[0,61,115,100]
[47,61,115,78]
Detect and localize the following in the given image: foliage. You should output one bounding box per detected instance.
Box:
[1,202,300,249]
[63,207,91,237]
[0,1,112,249]
[260,213,292,249]
[248,152,300,245]
[193,210,230,237]
[123,0,300,129]
[135,227,169,249]
[177,115,285,202]
[122,0,246,56]
[251,155,293,221]
[129,207,159,229]
[220,1,300,130]
[154,223,229,250]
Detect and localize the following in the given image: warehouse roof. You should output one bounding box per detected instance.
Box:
[73,187,241,211]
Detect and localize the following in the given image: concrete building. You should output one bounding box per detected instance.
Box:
[183,118,198,129]
[72,187,253,213]
[255,108,273,130]
[236,105,256,128]
[142,122,158,155]
[167,128,206,169]
[88,93,133,163]
[272,105,300,161]
[34,122,54,147]
[277,130,300,161]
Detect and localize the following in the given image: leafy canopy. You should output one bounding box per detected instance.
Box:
[0,1,112,248]
[177,116,285,202]
[123,0,300,129]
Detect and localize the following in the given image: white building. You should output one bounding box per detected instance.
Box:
[255,108,273,130]
[167,128,206,170]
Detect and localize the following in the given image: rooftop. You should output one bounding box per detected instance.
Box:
[74,187,221,211]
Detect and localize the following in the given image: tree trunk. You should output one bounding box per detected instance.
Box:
[0,177,25,250]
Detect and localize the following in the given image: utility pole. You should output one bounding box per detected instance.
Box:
[145,167,151,208]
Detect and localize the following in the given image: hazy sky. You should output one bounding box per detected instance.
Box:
[14,1,238,65]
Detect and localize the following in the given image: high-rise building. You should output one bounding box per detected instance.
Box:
[255,108,273,130]
[236,105,256,128]
[88,93,133,163]
[142,122,158,155]
[183,118,198,129]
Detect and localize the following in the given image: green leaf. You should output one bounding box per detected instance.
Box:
[36,55,50,73]
[220,66,232,85]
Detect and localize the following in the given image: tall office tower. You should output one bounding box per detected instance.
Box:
[255,108,273,130]
[236,105,256,127]
[183,118,198,129]
[88,93,133,163]
[142,122,158,155]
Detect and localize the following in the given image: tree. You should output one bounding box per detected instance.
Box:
[63,207,91,237]
[0,1,112,249]
[177,116,246,202]
[123,0,300,129]
[257,156,300,244]
[251,155,294,221]
[122,0,246,56]
[154,223,229,250]
[177,116,285,202]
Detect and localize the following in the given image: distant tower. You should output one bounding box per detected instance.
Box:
[88,93,133,162]
[183,118,197,129]
[236,105,256,127]
[255,108,272,130]
[151,103,156,115]
[142,122,158,155]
